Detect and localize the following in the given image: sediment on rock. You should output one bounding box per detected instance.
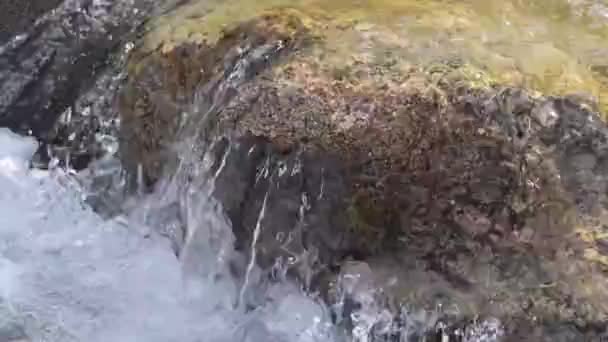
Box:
[119,7,608,340]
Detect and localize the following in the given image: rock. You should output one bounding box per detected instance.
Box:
[30,48,128,170]
[0,0,159,168]
[118,7,608,340]
[0,0,62,43]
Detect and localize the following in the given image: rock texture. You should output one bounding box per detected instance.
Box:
[119,7,608,341]
[0,0,160,166]
[0,0,62,43]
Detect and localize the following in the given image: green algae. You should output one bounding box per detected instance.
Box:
[138,0,608,117]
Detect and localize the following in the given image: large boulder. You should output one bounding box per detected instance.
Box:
[119,7,608,340]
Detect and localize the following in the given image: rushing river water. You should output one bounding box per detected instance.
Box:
[0,0,608,341]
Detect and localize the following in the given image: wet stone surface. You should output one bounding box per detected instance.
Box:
[0,0,159,154]
[116,8,608,340]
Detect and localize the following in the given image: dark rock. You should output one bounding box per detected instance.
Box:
[0,0,62,44]
[0,0,158,169]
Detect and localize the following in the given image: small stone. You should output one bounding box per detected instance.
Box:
[531,101,560,128]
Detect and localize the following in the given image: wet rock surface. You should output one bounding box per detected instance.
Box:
[117,8,608,340]
[0,0,163,166]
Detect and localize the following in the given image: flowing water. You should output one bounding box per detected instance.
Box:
[0,0,607,341]
[0,128,339,342]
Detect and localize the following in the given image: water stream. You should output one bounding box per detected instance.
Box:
[0,127,339,342]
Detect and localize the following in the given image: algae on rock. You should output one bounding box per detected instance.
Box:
[118,7,608,340]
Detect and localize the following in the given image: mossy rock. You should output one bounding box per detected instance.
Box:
[119,8,318,185]
[119,7,608,339]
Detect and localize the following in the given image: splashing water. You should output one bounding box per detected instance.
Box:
[0,127,339,342]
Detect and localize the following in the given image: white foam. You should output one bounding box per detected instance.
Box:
[0,128,336,342]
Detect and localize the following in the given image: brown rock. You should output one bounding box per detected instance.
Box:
[118,7,608,340]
